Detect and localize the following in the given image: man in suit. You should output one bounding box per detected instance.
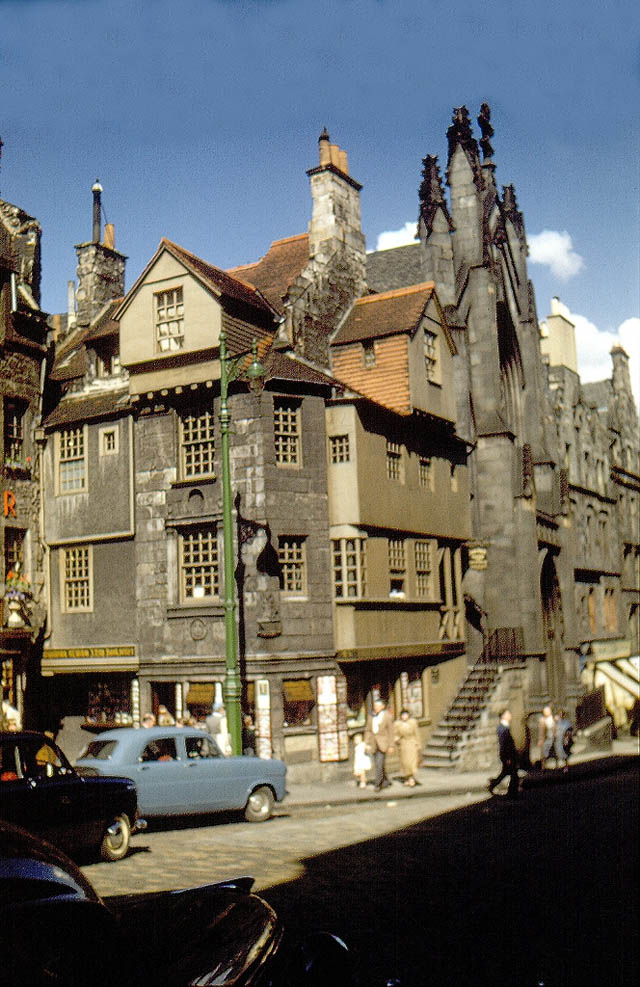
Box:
[364,697,395,791]
[488,708,520,798]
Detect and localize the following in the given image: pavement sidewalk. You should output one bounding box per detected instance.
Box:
[280,737,639,811]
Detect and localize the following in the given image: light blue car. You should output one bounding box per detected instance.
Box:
[75,727,286,823]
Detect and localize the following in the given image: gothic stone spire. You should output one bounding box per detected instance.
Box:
[477,102,494,161]
[418,154,453,234]
[446,105,483,190]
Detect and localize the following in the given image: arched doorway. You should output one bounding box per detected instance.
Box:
[540,551,566,704]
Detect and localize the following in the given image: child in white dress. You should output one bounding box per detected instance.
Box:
[352,733,371,788]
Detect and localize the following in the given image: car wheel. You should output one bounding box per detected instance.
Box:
[100,813,131,861]
[244,786,274,822]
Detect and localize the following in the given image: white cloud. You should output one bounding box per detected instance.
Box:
[528,230,585,280]
[571,311,640,408]
[374,221,417,252]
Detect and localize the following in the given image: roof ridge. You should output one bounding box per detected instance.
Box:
[355,282,435,305]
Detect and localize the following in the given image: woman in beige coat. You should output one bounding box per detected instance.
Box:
[394,709,421,786]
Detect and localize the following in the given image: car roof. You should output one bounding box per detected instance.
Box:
[78,726,208,758]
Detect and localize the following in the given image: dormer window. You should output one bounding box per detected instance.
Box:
[155,287,184,353]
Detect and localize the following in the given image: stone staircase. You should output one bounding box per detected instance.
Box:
[422,663,501,769]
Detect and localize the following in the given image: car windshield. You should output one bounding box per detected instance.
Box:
[80,740,119,760]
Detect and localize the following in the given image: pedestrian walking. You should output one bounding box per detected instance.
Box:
[364,697,395,791]
[352,733,371,788]
[394,709,421,786]
[554,708,574,772]
[538,704,555,769]
[488,708,520,798]
[206,703,224,736]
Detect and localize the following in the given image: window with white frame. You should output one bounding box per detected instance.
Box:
[4,398,27,463]
[332,538,366,598]
[424,328,439,382]
[274,399,301,466]
[419,456,433,490]
[386,440,403,481]
[58,427,86,493]
[155,286,184,353]
[414,541,433,597]
[329,434,350,464]
[278,537,306,595]
[180,410,215,478]
[388,537,406,596]
[99,425,118,456]
[62,545,92,611]
[180,526,219,601]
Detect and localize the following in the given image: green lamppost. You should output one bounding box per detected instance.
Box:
[219,331,265,755]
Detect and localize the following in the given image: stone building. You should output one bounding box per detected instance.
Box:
[1,167,49,726]
[542,299,640,730]
[367,106,589,768]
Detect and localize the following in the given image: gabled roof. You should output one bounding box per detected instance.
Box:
[264,349,340,390]
[333,283,437,346]
[366,242,424,293]
[84,298,122,343]
[114,238,279,323]
[227,234,310,314]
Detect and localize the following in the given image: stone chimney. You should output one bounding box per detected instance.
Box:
[306,128,366,289]
[611,344,633,398]
[539,297,578,373]
[75,179,126,326]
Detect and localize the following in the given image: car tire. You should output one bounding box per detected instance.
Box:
[244,786,274,823]
[100,813,131,861]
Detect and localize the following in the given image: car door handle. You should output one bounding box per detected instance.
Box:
[139,766,151,771]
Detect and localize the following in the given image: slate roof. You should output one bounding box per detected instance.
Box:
[227,234,310,314]
[84,299,122,342]
[264,349,340,390]
[366,243,424,293]
[43,388,130,429]
[333,283,436,345]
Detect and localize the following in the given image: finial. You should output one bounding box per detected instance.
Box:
[477,103,494,160]
[92,179,103,193]
[418,154,453,233]
[319,127,330,142]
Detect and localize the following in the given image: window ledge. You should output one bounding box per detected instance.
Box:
[166,604,224,620]
[171,476,217,489]
[334,597,442,610]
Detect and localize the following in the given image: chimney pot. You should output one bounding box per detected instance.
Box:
[329,143,340,168]
[338,149,349,175]
[104,223,115,250]
[92,179,102,243]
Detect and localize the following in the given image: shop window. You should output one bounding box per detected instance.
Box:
[282,679,315,727]
[273,398,301,466]
[85,677,132,725]
[329,434,350,464]
[332,538,366,598]
[61,545,92,612]
[386,440,403,482]
[57,426,87,493]
[180,409,215,479]
[278,536,306,596]
[388,537,406,597]
[4,528,24,574]
[155,286,184,352]
[180,526,219,601]
[4,398,28,465]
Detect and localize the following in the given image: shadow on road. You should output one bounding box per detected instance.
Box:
[258,756,638,987]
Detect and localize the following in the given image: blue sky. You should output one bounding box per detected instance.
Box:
[1,0,638,391]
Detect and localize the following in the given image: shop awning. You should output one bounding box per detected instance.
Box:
[186,683,215,705]
[283,679,315,702]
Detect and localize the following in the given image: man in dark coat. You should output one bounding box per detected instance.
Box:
[488,708,520,798]
[364,697,395,791]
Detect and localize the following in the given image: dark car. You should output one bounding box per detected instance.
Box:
[75,726,286,822]
[0,731,143,861]
[0,820,368,986]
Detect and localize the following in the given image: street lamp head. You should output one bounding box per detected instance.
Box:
[246,338,266,395]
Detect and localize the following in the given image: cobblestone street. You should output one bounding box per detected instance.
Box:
[81,790,477,899]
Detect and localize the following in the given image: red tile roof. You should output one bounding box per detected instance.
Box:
[227,234,310,314]
[333,283,436,345]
